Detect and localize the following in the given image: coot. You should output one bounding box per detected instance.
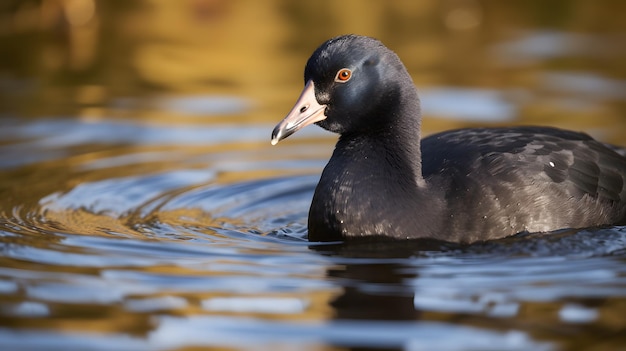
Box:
[271,34,626,243]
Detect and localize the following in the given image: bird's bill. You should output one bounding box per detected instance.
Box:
[271,80,327,145]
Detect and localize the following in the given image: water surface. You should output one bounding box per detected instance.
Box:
[1,1,626,350]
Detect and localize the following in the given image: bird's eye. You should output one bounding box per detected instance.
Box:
[334,68,352,83]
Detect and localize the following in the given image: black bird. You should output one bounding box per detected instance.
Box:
[271,34,626,243]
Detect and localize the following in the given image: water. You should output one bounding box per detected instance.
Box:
[1,1,626,350]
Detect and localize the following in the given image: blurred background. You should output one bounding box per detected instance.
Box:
[1,0,625,139]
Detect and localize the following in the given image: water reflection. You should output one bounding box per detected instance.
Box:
[315,237,626,350]
[1,1,626,350]
[2,1,625,142]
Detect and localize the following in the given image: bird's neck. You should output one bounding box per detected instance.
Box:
[337,126,423,190]
[313,99,439,240]
[341,82,425,188]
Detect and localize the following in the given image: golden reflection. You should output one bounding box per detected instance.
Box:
[63,0,96,27]
[443,0,482,31]
[43,208,143,238]
[0,1,625,347]
[75,84,106,104]
[0,0,622,143]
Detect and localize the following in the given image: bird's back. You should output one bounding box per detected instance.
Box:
[420,126,626,242]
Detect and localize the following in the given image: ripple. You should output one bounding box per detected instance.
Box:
[0,317,553,351]
[147,316,553,351]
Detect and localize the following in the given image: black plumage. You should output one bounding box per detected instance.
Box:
[271,35,626,243]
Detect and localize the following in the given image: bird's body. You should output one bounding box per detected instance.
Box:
[421,127,626,242]
[271,35,626,243]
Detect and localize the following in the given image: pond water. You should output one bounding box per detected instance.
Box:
[1,1,626,350]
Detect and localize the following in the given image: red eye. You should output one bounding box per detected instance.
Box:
[334,68,352,82]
